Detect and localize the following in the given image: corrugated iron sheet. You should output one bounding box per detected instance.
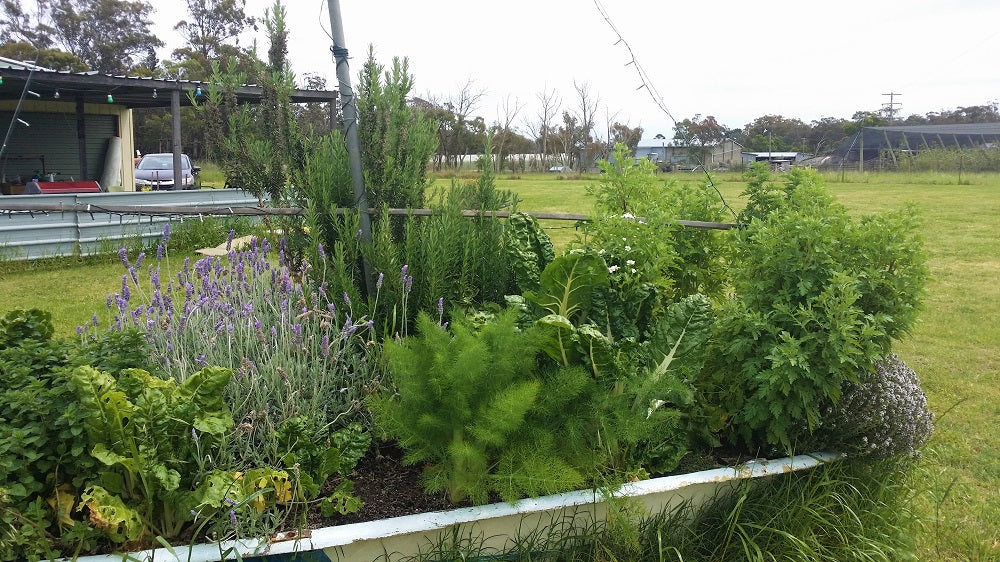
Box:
[0,189,260,260]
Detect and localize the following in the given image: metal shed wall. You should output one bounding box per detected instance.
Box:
[0,189,259,260]
[0,110,115,182]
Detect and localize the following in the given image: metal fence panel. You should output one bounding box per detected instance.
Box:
[0,189,260,260]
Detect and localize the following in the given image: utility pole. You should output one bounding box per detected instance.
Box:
[327,0,374,296]
[882,92,902,121]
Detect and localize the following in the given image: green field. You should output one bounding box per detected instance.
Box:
[1,171,997,560]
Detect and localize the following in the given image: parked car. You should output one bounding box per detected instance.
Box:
[134,153,200,190]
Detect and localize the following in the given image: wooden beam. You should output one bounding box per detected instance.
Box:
[75,95,88,179]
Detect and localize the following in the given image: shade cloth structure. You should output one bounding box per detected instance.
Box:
[836,122,1000,164]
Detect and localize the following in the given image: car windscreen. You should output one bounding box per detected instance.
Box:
[137,156,188,170]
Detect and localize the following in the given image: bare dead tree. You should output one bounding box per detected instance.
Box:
[448,78,487,167]
[572,80,600,171]
[600,105,622,161]
[523,86,561,171]
[493,94,524,172]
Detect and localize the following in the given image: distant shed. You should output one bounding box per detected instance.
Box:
[838,122,1000,169]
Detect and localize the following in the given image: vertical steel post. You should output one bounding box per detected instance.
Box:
[327,0,374,295]
[171,86,183,190]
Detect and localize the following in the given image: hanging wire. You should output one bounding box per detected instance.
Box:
[1,43,41,166]
[592,0,738,222]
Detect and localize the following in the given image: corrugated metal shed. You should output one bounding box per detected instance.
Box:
[0,189,259,260]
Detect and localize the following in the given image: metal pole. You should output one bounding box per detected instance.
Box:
[171,86,183,191]
[327,0,374,296]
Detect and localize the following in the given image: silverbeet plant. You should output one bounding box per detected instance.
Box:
[94,229,380,470]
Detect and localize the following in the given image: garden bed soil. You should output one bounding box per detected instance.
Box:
[309,442,758,529]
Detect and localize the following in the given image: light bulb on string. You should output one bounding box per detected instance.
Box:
[195,84,202,97]
[54,89,60,99]
[152,88,157,99]
[107,93,114,103]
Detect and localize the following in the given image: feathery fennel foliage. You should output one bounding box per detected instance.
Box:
[370,311,584,504]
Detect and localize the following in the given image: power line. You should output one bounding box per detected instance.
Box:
[591,0,738,222]
[882,92,902,121]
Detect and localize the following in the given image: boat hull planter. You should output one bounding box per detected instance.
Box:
[63,453,838,562]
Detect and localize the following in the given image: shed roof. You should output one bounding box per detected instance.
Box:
[0,64,336,109]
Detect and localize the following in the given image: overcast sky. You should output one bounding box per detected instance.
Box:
[151,0,1000,139]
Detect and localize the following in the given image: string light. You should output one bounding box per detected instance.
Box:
[0,74,4,85]
[152,88,157,99]
[195,84,202,97]
[53,89,60,99]
[107,93,114,103]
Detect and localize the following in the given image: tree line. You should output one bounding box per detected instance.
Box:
[4,1,998,170]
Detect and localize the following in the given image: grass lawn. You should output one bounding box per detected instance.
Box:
[1,170,996,560]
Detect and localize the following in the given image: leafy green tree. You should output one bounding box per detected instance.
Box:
[14,0,165,74]
[174,0,255,60]
[0,41,87,71]
[742,114,809,152]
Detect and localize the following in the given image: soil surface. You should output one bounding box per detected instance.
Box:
[307,442,758,529]
[308,443,462,529]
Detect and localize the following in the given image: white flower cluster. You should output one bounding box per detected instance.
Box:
[818,355,934,458]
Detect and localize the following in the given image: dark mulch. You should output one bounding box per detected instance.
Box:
[306,442,758,530]
[307,442,464,529]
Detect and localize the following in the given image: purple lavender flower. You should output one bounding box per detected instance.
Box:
[321,334,330,358]
[128,266,138,285]
[92,313,99,326]
[152,269,161,290]
[400,264,408,284]
[135,252,145,269]
[106,294,113,309]
[118,248,130,269]
[229,509,237,528]
[405,275,413,293]
[438,297,444,316]
[327,302,336,314]
[76,325,83,335]
[156,243,164,262]
[162,223,171,244]
[226,229,236,251]
[121,275,131,301]
[376,272,384,290]
[343,292,351,306]
[318,242,325,256]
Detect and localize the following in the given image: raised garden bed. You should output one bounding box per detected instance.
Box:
[63,453,837,562]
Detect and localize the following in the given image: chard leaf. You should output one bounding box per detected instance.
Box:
[647,294,713,381]
[77,485,144,543]
[524,253,609,322]
[91,443,138,472]
[176,366,234,435]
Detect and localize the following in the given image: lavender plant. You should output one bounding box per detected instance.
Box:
[93,227,380,469]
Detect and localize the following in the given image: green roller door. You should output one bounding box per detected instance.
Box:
[0,110,116,182]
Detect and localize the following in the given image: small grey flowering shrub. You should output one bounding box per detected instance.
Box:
[815,355,934,458]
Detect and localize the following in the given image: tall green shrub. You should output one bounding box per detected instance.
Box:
[707,168,927,451]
